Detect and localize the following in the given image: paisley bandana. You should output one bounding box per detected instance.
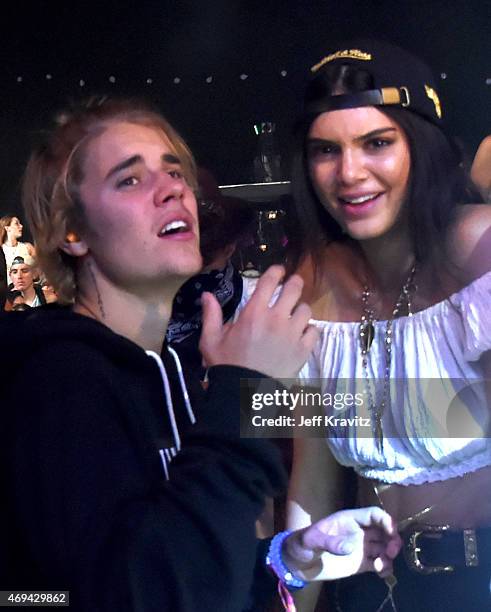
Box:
[166,261,244,344]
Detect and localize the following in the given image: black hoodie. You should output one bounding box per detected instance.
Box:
[0,306,285,611]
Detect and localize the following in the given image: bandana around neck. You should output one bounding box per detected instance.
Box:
[166,261,243,344]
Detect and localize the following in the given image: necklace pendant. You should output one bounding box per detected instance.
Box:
[360,321,375,353]
[374,418,384,453]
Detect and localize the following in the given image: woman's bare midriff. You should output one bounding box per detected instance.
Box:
[357,464,491,529]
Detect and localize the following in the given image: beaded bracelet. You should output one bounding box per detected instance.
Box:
[265,530,308,590]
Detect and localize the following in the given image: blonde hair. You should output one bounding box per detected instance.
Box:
[22,97,197,304]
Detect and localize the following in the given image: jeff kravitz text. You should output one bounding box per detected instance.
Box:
[250,414,371,427]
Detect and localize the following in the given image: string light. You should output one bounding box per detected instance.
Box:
[259,244,268,252]
[11,70,491,92]
[267,211,278,220]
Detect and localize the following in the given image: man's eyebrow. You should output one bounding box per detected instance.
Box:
[162,153,181,165]
[105,155,142,180]
[105,153,181,180]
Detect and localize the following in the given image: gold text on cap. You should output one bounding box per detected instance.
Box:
[424,84,442,118]
[311,49,372,73]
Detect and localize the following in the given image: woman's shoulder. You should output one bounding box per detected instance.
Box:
[446,204,491,283]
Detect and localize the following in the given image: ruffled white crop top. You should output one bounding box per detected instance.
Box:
[298,271,491,485]
[240,272,491,486]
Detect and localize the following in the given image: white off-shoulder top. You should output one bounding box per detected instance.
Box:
[240,272,491,485]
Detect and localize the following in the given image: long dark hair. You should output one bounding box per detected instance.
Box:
[286,63,479,276]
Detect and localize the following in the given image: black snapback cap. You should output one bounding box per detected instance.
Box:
[305,39,443,126]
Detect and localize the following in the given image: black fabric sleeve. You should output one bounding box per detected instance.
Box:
[244,538,278,612]
[3,343,285,612]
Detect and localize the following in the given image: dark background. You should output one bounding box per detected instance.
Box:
[0,0,489,219]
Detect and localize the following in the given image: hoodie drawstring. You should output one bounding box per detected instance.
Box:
[166,346,196,424]
[146,349,194,480]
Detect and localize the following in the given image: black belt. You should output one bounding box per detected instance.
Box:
[402,524,491,574]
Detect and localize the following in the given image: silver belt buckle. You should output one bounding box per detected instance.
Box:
[404,524,454,574]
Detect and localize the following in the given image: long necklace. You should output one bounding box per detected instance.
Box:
[359,264,419,612]
[359,264,417,452]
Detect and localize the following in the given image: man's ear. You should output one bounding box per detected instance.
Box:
[60,232,89,257]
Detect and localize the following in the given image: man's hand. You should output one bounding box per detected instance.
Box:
[282,507,402,581]
[200,265,319,379]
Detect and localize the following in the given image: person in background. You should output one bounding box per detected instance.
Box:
[0,215,36,280]
[0,247,6,310]
[1,97,400,612]
[7,255,47,308]
[285,39,491,611]
[40,282,58,303]
[5,289,31,311]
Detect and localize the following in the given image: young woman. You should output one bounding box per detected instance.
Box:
[0,97,399,612]
[0,215,35,280]
[286,40,491,611]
